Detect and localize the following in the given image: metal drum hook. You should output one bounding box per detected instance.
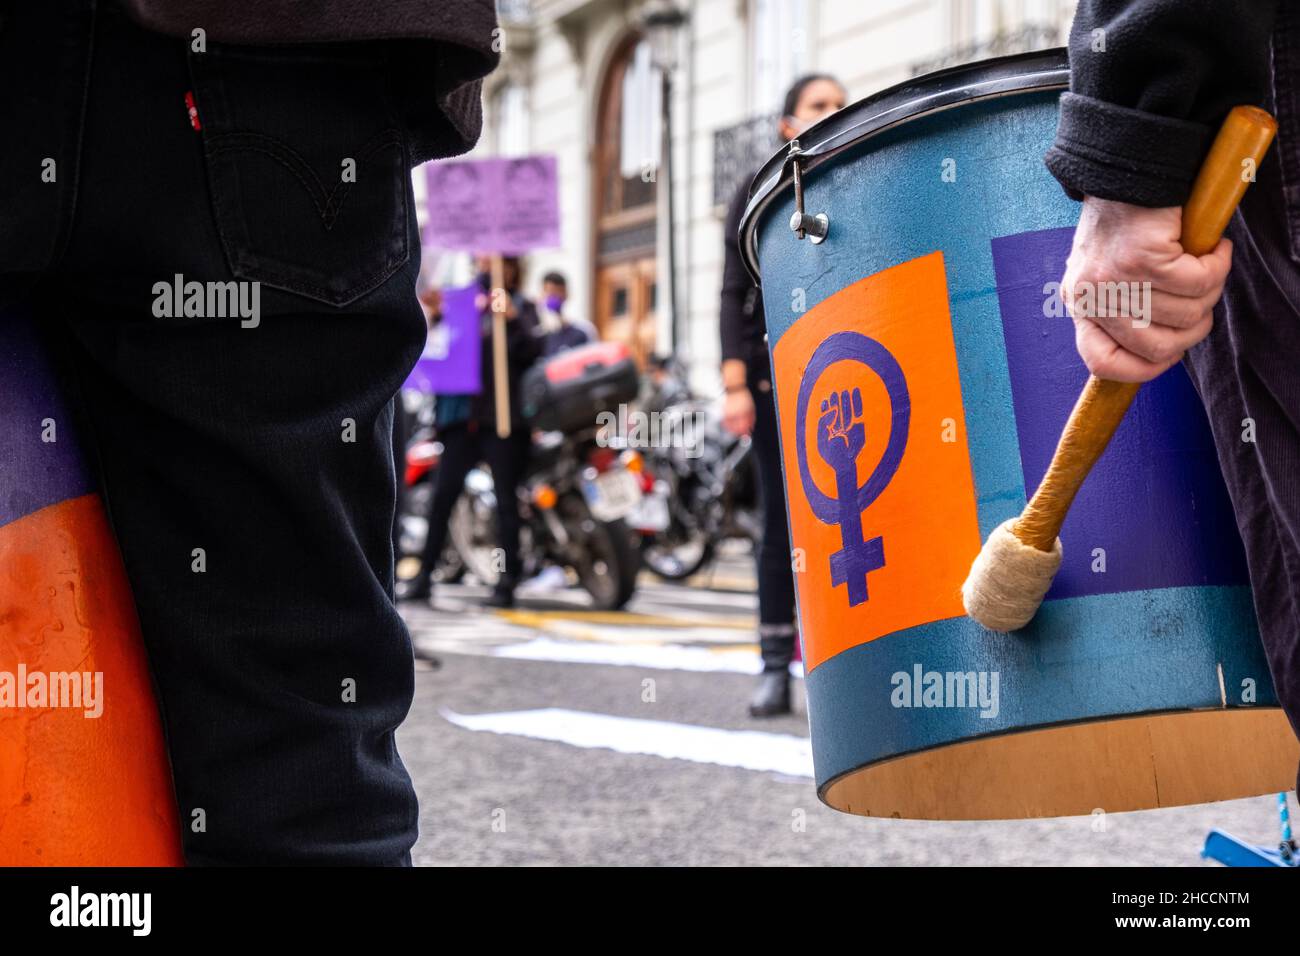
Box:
[786,139,829,244]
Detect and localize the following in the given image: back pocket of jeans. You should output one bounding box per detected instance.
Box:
[188,44,410,307]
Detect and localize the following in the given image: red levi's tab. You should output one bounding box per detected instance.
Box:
[184,90,201,131]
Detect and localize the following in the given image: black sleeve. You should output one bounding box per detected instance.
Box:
[1045,0,1276,207]
[720,181,756,364]
[509,299,543,371]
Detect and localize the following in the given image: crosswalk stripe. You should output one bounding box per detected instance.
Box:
[497,607,752,631]
[493,637,761,671]
[441,707,813,777]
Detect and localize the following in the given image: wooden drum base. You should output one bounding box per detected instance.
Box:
[822,708,1299,820]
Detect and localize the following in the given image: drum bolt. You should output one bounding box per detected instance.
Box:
[789,211,829,244]
[787,139,829,244]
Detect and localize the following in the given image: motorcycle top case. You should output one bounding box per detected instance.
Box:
[521,341,640,433]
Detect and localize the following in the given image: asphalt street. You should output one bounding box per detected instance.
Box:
[395,552,1288,866]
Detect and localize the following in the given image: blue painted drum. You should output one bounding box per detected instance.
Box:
[740,50,1299,819]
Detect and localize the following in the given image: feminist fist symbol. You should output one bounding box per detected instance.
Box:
[817,388,866,468]
[794,332,910,610]
[816,386,883,607]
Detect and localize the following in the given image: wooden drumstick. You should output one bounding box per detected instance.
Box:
[962,105,1277,632]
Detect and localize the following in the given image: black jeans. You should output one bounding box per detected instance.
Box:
[1,1,428,863]
[421,422,530,585]
[747,355,798,666]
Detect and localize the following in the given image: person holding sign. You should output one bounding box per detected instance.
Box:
[406,256,542,608]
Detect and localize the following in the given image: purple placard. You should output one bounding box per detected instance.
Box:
[423,155,560,254]
[991,226,1248,600]
[403,283,482,395]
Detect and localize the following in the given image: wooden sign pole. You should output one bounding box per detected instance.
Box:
[490,253,511,439]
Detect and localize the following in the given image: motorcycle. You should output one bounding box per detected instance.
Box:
[402,341,661,609]
[638,360,761,581]
[449,426,648,610]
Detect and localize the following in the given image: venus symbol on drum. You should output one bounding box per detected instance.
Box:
[794,331,910,608]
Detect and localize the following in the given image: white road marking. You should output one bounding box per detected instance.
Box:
[491,636,805,676]
[506,617,754,645]
[442,707,814,778]
[494,637,759,672]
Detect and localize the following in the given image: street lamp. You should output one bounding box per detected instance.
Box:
[644,2,687,72]
[642,1,688,359]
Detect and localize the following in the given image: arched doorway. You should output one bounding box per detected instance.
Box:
[592,33,660,365]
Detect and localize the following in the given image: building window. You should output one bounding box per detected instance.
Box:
[597,36,660,219]
[918,0,1064,74]
[953,0,1065,46]
[494,83,530,157]
[593,34,661,362]
[617,40,661,209]
[750,0,808,115]
[970,0,1004,43]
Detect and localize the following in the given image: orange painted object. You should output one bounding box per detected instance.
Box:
[773,251,982,671]
[0,493,184,866]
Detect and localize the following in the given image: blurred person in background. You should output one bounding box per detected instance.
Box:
[538,271,598,356]
[393,274,445,559]
[720,74,848,717]
[405,255,541,608]
[418,277,445,341]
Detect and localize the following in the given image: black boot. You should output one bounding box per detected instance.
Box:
[748,671,791,717]
[400,573,433,603]
[483,577,516,609]
[749,625,795,717]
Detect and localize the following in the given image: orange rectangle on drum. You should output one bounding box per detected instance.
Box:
[772,251,981,671]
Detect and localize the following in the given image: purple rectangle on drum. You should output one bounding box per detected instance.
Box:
[1,308,97,528]
[991,226,1248,599]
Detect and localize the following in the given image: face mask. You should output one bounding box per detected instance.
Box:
[545,295,564,313]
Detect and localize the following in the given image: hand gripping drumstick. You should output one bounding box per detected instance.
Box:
[962,105,1277,632]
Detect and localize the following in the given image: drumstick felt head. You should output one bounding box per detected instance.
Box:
[961,519,1062,632]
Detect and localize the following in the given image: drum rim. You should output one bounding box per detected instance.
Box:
[739,47,1069,280]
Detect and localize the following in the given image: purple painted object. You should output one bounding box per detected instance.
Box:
[423,155,560,255]
[991,226,1249,599]
[402,283,482,395]
[1,307,96,528]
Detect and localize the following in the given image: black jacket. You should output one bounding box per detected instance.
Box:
[113,0,499,164]
[1045,0,1278,207]
[470,295,542,431]
[720,178,767,368]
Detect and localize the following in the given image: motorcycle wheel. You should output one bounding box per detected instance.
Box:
[562,497,639,610]
[641,524,713,581]
[636,468,714,581]
[449,493,500,587]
